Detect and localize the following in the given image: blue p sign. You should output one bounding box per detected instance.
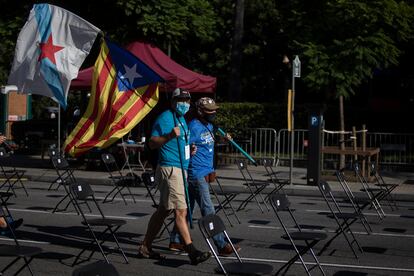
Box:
[311,116,319,126]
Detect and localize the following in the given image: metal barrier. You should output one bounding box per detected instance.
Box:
[217,127,414,169]
[367,132,414,167]
[277,129,308,163]
[216,128,278,164]
[322,131,414,167]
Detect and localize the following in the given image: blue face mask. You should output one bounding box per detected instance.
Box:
[176,102,190,116]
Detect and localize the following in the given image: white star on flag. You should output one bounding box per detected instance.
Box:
[120,64,142,87]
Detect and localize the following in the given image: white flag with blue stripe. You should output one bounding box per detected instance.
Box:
[7,3,100,109]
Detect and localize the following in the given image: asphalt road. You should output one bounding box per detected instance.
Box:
[1,181,414,275]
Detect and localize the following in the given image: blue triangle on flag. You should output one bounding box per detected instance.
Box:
[105,39,164,92]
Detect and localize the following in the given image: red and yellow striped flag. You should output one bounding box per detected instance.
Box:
[64,39,163,156]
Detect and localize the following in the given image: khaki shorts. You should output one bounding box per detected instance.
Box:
[156,166,187,210]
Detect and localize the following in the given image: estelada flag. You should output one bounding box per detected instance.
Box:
[7,3,100,109]
[64,39,163,157]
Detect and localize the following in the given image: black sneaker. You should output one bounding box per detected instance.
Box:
[189,250,211,265]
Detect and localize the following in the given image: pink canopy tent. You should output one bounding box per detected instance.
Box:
[70,41,216,93]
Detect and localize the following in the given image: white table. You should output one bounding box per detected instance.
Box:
[117,142,146,173]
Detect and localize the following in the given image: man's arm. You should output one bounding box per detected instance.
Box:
[148,127,180,150]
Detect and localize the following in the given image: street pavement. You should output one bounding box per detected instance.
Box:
[1,154,414,275]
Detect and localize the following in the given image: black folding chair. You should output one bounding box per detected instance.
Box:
[141,171,173,238]
[47,148,74,191]
[317,181,364,259]
[236,160,270,213]
[0,206,42,276]
[370,162,399,210]
[335,170,373,233]
[72,260,120,276]
[262,158,289,201]
[101,153,137,205]
[354,163,386,219]
[270,194,327,276]
[70,182,128,265]
[51,156,88,215]
[209,176,241,226]
[199,214,273,275]
[0,147,29,197]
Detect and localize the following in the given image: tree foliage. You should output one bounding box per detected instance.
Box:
[282,0,414,99]
[115,0,217,48]
[0,0,413,112]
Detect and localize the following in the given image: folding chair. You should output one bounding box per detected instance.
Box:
[0,206,43,276]
[0,147,29,197]
[317,181,364,259]
[334,170,372,234]
[72,260,120,276]
[209,176,241,226]
[101,153,137,205]
[50,156,88,215]
[47,148,74,191]
[262,158,289,201]
[236,160,270,213]
[142,170,159,198]
[70,182,128,265]
[198,214,273,275]
[354,163,386,219]
[370,162,399,210]
[270,194,327,276]
[141,171,173,238]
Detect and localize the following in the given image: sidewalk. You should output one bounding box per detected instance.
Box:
[3,153,414,201]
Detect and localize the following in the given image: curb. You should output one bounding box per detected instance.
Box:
[23,172,414,203]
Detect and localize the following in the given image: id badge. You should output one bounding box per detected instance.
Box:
[185,145,190,160]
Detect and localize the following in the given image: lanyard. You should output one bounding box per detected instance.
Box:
[175,114,188,144]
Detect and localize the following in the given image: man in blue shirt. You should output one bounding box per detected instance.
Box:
[169,97,241,256]
[138,89,211,265]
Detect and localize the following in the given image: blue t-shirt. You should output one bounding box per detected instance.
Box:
[188,119,215,180]
[151,109,190,169]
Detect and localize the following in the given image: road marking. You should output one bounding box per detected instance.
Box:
[220,256,414,273]
[248,224,414,238]
[0,237,50,245]
[305,208,402,217]
[8,208,140,220]
[0,178,29,181]
[94,196,152,203]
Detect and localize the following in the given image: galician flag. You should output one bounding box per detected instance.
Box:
[7,3,101,109]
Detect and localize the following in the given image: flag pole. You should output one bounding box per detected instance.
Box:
[216,127,257,166]
[58,103,61,151]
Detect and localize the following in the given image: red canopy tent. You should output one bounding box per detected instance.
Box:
[70,41,216,93]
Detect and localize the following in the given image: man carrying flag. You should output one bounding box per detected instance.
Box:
[8,3,101,109]
[63,39,163,156]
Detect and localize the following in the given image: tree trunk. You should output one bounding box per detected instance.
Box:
[228,0,244,101]
[339,95,346,169]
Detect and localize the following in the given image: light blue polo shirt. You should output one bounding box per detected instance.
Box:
[151,109,190,169]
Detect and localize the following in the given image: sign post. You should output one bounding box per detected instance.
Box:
[289,56,301,185]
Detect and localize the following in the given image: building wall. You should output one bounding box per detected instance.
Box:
[5,92,28,139]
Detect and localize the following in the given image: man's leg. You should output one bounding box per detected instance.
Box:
[139,205,172,257]
[174,208,211,265]
[196,177,227,250]
[174,208,192,245]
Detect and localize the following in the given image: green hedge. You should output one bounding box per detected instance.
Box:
[215,102,308,137]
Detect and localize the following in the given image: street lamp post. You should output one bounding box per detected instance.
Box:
[289,56,301,185]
